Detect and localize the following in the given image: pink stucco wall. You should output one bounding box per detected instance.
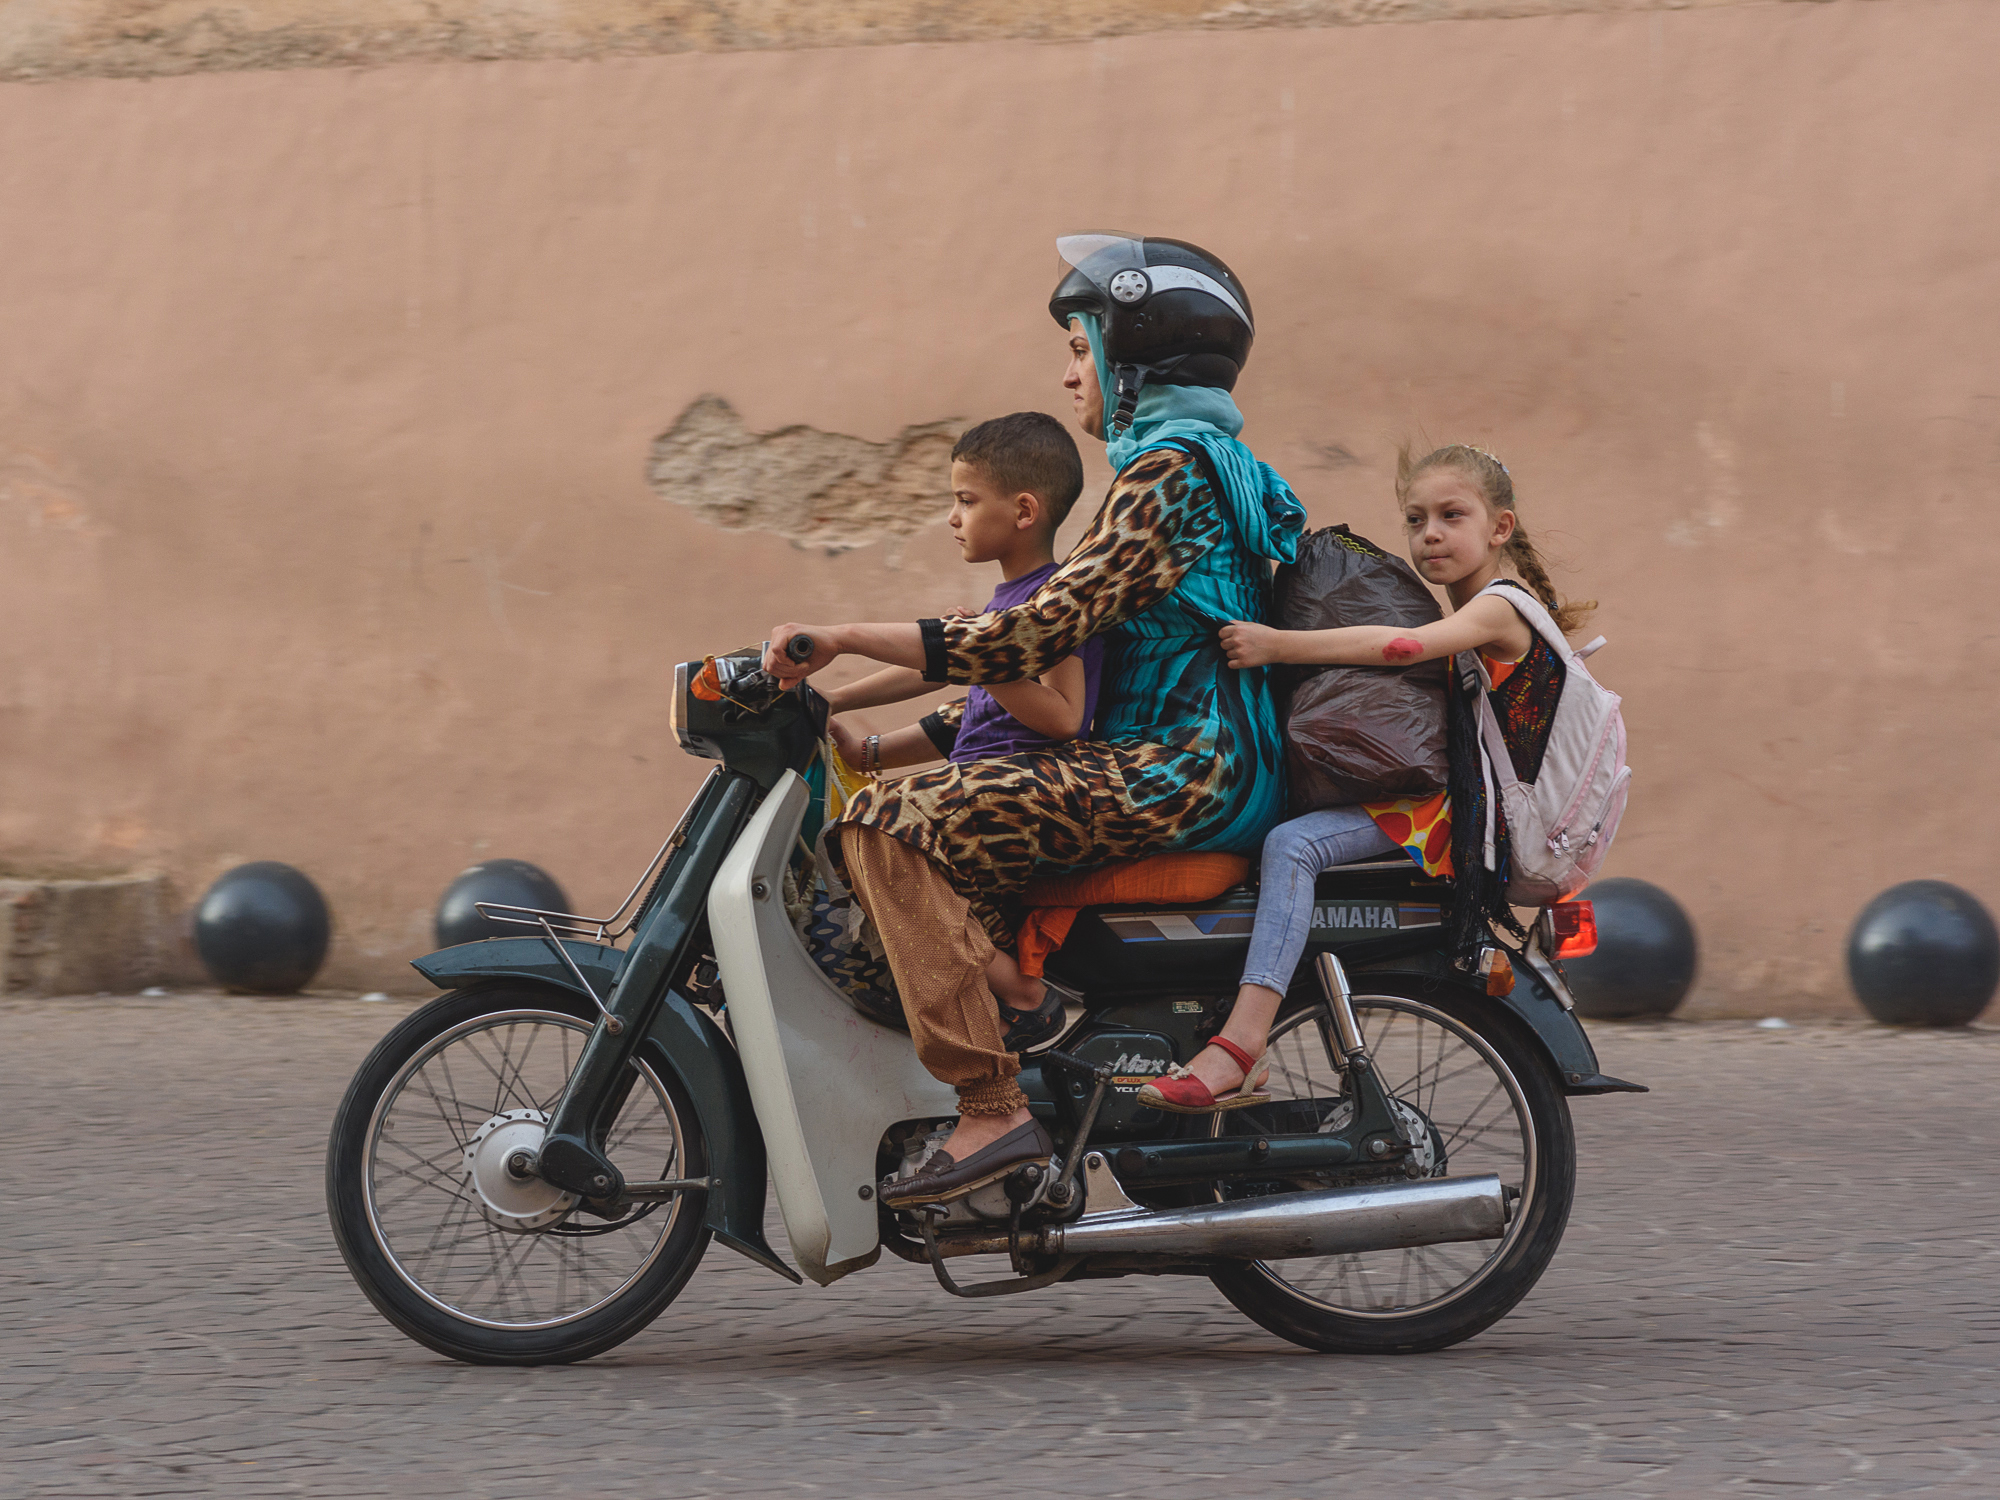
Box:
[0,0,1993,1008]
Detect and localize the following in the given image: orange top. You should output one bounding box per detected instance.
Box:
[1360,649,1529,880]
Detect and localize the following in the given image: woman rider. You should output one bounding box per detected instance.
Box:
[764,235,1304,1206]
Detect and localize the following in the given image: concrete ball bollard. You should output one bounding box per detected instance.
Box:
[193,862,331,994]
[1846,879,1998,1027]
[434,860,571,949]
[1563,877,1698,1020]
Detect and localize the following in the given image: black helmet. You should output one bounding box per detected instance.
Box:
[1049,234,1255,433]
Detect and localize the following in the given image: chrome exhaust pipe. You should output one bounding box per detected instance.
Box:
[1045,1173,1508,1262]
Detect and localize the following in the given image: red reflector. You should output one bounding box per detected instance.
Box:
[1551,900,1597,958]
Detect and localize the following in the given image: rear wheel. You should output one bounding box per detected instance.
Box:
[326,983,710,1364]
[1209,976,1574,1353]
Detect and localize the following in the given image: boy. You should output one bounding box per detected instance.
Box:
[821,410,1095,1047]
[824,411,1098,777]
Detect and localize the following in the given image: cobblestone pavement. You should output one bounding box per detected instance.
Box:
[5,994,1998,1498]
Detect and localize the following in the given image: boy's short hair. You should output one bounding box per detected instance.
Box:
[951,412,1086,530]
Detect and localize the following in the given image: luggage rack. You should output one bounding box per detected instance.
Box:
[469,770,718,1031]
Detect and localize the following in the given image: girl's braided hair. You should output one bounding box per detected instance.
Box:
[1395,444,1596,633]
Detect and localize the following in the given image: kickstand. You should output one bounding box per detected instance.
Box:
[916,1208,1079,1299]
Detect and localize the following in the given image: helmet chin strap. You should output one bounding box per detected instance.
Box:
[1109,364,1146,435]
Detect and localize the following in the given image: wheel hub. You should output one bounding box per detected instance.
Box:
[1318,1096,1441,1177]
[463,1109,578,1231]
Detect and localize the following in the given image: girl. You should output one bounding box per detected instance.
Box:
[1141,443,1595,1113]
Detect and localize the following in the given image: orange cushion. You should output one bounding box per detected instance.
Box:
[1021,851,1251,909]
[1015,852,1252,979]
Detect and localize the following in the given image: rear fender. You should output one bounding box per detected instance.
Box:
[1349,954,1643,1097]
[410,937,798,1282]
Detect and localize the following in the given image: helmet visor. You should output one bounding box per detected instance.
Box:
[1056,233,1147,292]
[1057,233,1253,333]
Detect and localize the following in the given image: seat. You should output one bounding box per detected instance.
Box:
[1015,852,1251,978]
[1041,852,1450,997]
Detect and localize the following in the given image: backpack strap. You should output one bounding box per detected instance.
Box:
[1456,650,1505,873]
[1476,577,1576,663]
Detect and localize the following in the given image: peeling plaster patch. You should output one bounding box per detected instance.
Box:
[0,3,1790,84]
[647,395,961,555]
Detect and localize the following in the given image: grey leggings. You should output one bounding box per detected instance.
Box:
[1239,807,1397,994]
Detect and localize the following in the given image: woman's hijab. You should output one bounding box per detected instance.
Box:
[1076,312,1305,565]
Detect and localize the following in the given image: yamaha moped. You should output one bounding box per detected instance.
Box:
[327,642,1640,1364]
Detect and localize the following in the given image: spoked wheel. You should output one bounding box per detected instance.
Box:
[1209,975,1574,1353]
[326,983,709,1364]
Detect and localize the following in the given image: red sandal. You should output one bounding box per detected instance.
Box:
[1136,1036,1271,1115]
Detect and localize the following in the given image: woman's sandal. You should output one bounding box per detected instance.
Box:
[1137,1035,1271,1115]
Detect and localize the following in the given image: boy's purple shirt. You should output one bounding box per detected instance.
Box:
[950,561,1104,764]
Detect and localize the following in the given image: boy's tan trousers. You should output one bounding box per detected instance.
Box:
[839,824,1027,1117]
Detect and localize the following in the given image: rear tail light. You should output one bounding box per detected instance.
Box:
[1548,900,1597,959]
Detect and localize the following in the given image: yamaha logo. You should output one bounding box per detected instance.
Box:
[1109,270,1149,303]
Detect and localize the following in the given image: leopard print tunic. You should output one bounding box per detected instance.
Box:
[834,446,1288,949]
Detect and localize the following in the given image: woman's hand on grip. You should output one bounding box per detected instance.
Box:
[764,625,839,683]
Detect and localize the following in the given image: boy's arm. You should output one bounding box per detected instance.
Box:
[829,716,946,772]
[820,665,933,714]
[982,653,1091,740]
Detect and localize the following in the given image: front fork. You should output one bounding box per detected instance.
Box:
[1315,952,1415,1164]
[534,771,759,1198]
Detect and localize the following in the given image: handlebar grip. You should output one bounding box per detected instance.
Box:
[784,633,816,664]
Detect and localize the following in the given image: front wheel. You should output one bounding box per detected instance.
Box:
[1209,975,1575,1354]
[326,983,710,1364]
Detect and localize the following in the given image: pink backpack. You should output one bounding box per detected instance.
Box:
[1470,581,1631,907]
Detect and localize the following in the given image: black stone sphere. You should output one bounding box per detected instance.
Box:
[193,861,331,994]
[1846,879,1998,1027]
[434,860,571,949]
[1564,877,1698,1020]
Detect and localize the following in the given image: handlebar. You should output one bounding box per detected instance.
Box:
[784,633,816,665]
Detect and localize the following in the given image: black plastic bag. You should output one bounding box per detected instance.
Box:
[1273,526,1449,811]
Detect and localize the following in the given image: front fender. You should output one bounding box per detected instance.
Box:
[413,936,627,999]
[410,936,798,1282]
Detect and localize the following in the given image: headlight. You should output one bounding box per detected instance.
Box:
[670,660,692,751]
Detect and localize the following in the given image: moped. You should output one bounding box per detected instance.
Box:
[327,642,1641,1364]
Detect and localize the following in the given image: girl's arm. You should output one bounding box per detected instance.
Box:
[820,665,933,714]
[1219,593,1534,670]
[828,717,943,773]
[982,654,1091,740]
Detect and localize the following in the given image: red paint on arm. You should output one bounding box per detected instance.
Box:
[1382,636,1425,663]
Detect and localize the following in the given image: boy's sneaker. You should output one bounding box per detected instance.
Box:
[1001,980,1081,1054]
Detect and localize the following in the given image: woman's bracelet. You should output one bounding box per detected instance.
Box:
[864,734,881,774]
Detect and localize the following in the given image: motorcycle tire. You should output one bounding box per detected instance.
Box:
[326,982,711,1365]
[1209,973,1575,1354]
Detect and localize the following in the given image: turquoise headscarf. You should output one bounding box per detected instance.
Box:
[1079,313,1305,566]
[1073,313,1306,854]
